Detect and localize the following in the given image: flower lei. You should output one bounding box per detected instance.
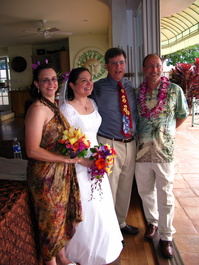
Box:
[138,76,169,119]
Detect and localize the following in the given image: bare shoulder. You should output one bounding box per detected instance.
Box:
[27,100,46,116]
[26,100,54,123]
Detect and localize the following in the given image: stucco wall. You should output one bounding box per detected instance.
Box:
[69,34,108,70]
[8,46,32,90]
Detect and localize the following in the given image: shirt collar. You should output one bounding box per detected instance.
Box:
[107,75,124,88]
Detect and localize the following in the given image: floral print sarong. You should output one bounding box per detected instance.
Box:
[27,98,82,261]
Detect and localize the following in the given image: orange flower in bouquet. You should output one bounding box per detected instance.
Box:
[89,143,117,199]
[58,126,90,158]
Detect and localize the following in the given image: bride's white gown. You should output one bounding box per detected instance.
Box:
[60,99,123,265]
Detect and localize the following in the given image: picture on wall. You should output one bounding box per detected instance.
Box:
[74,47,107,81]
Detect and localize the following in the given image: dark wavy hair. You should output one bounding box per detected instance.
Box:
[29,63,56,99]
[104,48,126,64]
[67,67,91,101]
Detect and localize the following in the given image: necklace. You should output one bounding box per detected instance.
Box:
[138,76,169,119]
[75,98,88,112]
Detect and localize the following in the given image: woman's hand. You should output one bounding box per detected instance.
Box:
[65,157,82,164]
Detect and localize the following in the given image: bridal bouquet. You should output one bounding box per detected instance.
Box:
[89,143,117,200]
[57,126,90,158]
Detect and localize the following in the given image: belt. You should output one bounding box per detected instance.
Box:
[98,133,134,143]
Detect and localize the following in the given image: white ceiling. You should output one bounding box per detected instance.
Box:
[0,0,198,48]
[0,0,109,47]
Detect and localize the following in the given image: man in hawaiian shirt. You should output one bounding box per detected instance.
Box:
[135,54,189,259]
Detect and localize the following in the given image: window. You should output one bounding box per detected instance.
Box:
[0,57,10,107]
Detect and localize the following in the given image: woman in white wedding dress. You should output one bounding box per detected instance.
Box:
[59,68,123,265]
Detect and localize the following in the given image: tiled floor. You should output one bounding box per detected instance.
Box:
[173,115,199,265]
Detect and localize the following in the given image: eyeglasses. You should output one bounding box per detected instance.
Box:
[145,64,162,69]
[39,77,58,84]
[109,60,126,66]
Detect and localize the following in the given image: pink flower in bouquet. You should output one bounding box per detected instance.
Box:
[58,126,90,158]
[89,144,117,200]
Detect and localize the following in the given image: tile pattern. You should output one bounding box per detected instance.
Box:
[173,115,199,265]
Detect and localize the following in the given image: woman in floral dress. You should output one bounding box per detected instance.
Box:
[25,63,82,265]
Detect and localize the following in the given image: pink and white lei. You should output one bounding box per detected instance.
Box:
[138,76,169,119]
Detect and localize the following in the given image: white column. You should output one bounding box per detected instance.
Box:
[103,0,161,85]
[109,0,135,81]
[142,0,161,56]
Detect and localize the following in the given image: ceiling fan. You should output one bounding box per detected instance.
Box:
[24,19,72,39]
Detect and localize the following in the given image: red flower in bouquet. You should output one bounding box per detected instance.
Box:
[89,143,117,200]
[58,126,90,158]
[95,158,108,170]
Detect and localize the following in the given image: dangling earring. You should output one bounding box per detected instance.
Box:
[38,89,40,94]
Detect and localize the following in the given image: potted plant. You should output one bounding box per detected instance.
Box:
[170,58,199,109]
